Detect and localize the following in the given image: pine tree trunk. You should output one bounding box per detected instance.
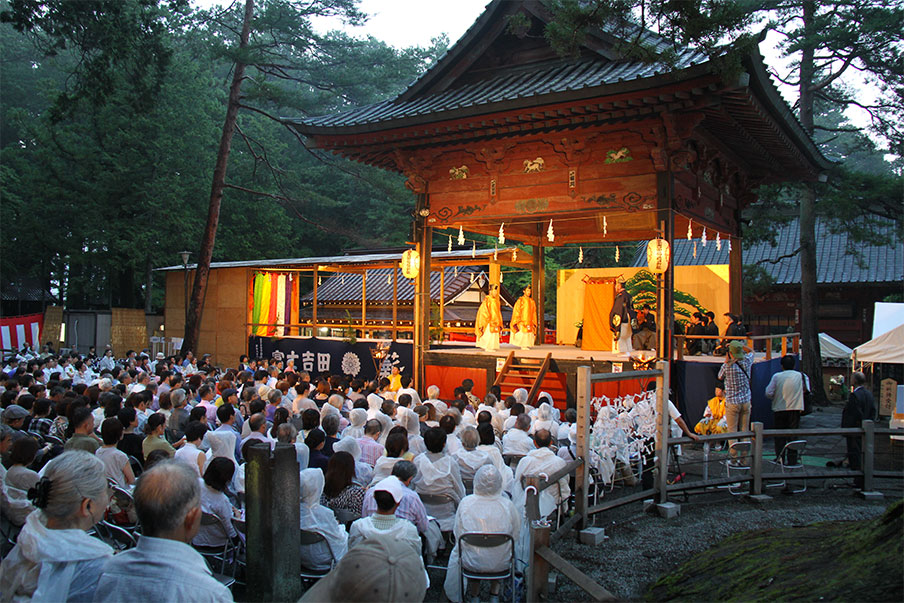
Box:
[797,0,825,403]
[181,0,254,355]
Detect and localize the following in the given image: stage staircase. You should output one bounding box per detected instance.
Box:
[493,351,552,406]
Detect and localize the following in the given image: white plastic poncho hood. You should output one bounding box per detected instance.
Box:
[334,436,373,486]
[413,452,465,530]
[204,430,245,493]
[299,468,348,570]
[0,510,113,602]
[401,409,426,456]
[342,408,367,440]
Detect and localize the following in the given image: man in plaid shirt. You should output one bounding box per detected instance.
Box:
[357,419,385,467]
[718,340,753,462]
[27,398,54,438]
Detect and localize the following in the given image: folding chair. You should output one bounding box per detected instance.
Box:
[502,454,524,470]
[43,434,64,447]
[128,455,143,477]
[300,529,335,582]
[723,441,752,495]
[462,477,474,495]
[332,508,360,529]
[109,486,140,535]
[418,492,457,530]
[768,440,808,493]
[194,512,237,577]
[91,520,137,552]
[458,533,515,601]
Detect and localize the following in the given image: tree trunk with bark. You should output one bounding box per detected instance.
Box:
[797,0,826,403]
[181,0,254,355]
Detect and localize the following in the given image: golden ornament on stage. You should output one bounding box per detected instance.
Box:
[400,249,420,279]
[646,238,671,273]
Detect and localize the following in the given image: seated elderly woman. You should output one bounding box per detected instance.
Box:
[368,431,410,487]
[452,427,493,484]
[0,451,114,601]
[443,465,520,603]
[300,468,348,571]
[276,422,309,471]
[193,457,240,549]
[5,437,41,493]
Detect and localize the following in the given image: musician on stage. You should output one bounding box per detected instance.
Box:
[609,276,636,354]
[509,286,537,350]
[475,284,503,352]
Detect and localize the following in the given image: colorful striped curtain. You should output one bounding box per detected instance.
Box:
[250,271,299,338]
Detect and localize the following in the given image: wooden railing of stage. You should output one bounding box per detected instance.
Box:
[673,332,800,361]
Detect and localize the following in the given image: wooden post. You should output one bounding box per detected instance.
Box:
[413,211,432,392]
[575,366,591,529]
[312,267,319,334]
[532,245,545,343]
[392,267,398,341]
[361,270,367,331]
[656,172,675,362]
[526,519,551,603]
[752,422,763,495]
[655,360,670,504]
[246,442,301,602]
[781,336,788,357]
[439,267,445,341]
[862,420,874,492]
[729,235,743,316]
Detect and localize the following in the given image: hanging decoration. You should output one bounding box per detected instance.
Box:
[512,248,517,261]
[547,219,555,242]
[453,266,458,278]
[646,238,670,273]
[615,246,620,263]
[687,219,693,241]
[493,244,498,261]
[471,241,476,258]
[458,226,465,246]
[318,275,322,286]
[447,235,452,252]
[579,247,584,264]
[701,227,708,247]
[500,271,504,283]
[400,249,420,280]
[716,232,722,251]
[693,241,698,259]
[387,273,392,285]
[727,238,732,253]
[603,215,608,237]
[498,222,505,245]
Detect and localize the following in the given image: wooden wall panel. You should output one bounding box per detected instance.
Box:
[111,308,148,354]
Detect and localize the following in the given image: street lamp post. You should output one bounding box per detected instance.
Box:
[179,251,192,334]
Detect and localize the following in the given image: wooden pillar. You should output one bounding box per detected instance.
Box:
[575,366,590,529]
[531,245,545,343]
[489,261,501,289]
[656,172,675,361]
[655,360,670,504]
[361,270,367,330]
[413,199,432,391]
[526,516,551,603]
[439,267,445,341]
[246,443,301,601]
[392,267,398,341]
[729,235,743,316]
[311,267,319,336]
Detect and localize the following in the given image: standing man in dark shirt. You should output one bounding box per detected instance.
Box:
[841,371,876,488]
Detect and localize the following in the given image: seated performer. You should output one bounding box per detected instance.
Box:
[694,385,728,436]
[631,304,656,351]
[475,284,503,352]
[609,276,635,355]
[510,285,537,350]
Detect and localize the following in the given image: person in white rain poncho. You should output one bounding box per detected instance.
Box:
[321,395,349,433]
[443,465,520,603]
[452,427,493,483]
[529,401,558,435]
[204,429,246,494]
[368,432,409,487]
[0,451,114,602]
[366,390,384,420]
[401,407,426,456]
[341,408,367,440]
[299,468,348,571]
[502,414,535,457]
[476,423,513,493]
[412,428,466,530]
[333,436,373,487]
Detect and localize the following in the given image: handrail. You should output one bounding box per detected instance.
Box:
[522,458,583,494]
[589,369,663,381]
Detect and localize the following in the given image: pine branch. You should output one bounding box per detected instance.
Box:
[756,247,801,265]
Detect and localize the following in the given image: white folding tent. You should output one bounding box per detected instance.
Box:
[819,332,852,360]
[852,323,904,365]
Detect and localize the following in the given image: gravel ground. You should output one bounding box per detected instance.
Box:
[551,488,897,602]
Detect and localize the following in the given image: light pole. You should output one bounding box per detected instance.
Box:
[179,251,192,334]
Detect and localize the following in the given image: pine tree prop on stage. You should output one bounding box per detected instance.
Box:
[625,270,709,329]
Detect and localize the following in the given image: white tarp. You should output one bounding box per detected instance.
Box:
[872,302,904,339]
[819,333,852,359]
[852,323,904,365]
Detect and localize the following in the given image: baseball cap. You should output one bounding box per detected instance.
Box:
[2,405,28,421]
[728,340,746,359]
[299,534,428,602]
[373,476,408,504]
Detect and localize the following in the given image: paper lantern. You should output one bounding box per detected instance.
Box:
[646,238,671,273]
[400,249,420,279]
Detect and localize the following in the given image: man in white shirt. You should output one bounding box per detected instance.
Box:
[765,354,808,463]
[396,375,422,407]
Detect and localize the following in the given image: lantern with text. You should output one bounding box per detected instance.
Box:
[400,249,420,280]
[646,238,670,273]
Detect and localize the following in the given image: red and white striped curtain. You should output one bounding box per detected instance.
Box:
[0,313,43,352]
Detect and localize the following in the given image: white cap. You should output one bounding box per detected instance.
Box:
[373,476,408,504]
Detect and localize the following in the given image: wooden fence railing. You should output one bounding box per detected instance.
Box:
[523,363,902,603]
[674,332,800,361]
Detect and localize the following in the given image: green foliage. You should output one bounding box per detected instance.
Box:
[626,269,709,327]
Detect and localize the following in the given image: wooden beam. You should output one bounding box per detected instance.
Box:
[657,172,675,362]
[392,268,398,341]
[361,269,367,336]
[730,235,743,315]
[439,268,445,340]
[312,267,319,335]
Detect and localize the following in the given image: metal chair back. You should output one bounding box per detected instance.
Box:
[458,532,515,600]
[300,529,334,579]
